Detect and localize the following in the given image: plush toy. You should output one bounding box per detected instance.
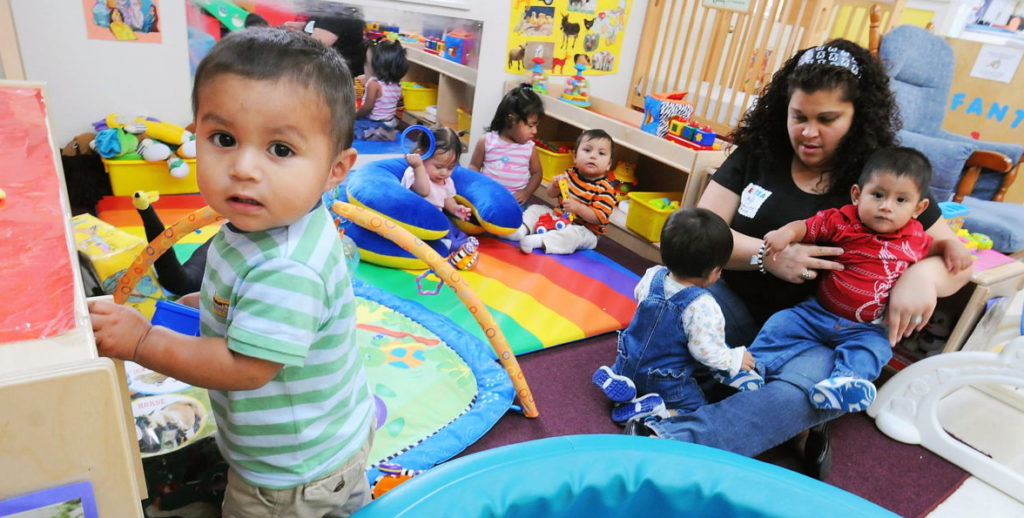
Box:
[92,113,195,178]
[91,126,142,159]
[902,309,954,357]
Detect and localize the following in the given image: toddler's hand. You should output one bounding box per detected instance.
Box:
[562,197,582,215]
[176,292,201,309]
[406,153,423,168]
[943,243,973,273]
[454,204,472,221]
[741,350,756,372]
[763,229,789,256]
[513,189,530,205]
[88,299,152,362]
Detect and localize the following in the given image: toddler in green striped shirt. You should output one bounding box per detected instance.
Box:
[89,27,374,518]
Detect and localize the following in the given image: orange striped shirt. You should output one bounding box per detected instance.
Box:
[561,167,617,235]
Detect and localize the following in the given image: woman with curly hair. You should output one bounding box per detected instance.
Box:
[628,39,970,479]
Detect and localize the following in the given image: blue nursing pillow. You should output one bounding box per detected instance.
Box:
[338,157,522,269]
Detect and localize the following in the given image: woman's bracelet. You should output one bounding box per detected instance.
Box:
[755,241,768,274]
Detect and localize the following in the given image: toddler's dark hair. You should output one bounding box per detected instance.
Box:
[660,208,733,279]
[369,39,409,84]
[488,84,545,133]
[574,129,616,165]
[244,13,269,27]
[417,126,464,163]
[191,27,355,151]
[859,146,932,198]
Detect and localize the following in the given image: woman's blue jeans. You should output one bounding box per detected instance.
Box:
[645,279,842,457]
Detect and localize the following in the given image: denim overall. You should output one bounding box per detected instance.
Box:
[612,268,708,412]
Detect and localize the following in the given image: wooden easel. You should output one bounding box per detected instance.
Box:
[0,81,144,517]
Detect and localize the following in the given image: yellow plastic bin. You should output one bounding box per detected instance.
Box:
[536,141,574,182]
[400,82,438,111]
[626,191,683,242]
[103,158,199,196]
[457,107,472,133]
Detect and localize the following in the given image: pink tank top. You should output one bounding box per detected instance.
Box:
[479,131,535,192]
[366,77,401,122]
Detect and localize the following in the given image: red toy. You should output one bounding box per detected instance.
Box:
[534,212,571,233]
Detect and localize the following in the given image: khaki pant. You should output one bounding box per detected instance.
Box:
[222,428,374,518]
[521,204,599,254]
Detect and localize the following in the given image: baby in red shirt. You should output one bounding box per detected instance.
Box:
[753,147,972,412]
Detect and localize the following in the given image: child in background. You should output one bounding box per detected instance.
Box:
[593,208,763,423]
[88,28,374,518]
[513,129,618,255]
[403,126,477,256]
[355,39,407,141]
[756,147,972,412]
[468,84,545,206]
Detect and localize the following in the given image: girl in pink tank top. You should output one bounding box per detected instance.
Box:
[469,84,545,206]
[355,39,407,141]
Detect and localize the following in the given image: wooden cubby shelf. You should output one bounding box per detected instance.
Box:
[524,81,728,262]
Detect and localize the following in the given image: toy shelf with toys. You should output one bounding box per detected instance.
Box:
[521,81,727,262]
[400,44,476,147]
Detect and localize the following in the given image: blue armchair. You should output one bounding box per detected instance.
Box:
[879,24,1024,253]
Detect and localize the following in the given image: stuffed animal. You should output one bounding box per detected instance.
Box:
[92,113,195,178]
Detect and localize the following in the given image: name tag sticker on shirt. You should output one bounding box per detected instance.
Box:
[738,183,772,218]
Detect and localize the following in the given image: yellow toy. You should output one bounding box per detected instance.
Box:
[558,178,575,222]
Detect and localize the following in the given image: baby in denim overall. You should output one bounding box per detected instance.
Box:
[593,208,763,423]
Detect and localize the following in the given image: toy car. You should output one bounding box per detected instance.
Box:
[534,212,570,234]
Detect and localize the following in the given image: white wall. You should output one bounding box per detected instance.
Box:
[11,0,192,147]
[10,0,646,148]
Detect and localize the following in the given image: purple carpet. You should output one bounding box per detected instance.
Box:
[458,236,968,517]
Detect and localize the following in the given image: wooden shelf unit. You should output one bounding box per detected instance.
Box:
[527,82,728,261]
[403,45,476,145]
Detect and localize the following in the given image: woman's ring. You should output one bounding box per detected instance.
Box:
[911,315,923,325]
[800,270,812,280]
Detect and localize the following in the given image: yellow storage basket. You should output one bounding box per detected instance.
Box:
[626,191,683,242]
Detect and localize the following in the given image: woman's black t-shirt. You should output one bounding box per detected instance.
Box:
[711,146,941,324]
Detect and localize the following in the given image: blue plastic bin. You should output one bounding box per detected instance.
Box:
[151,299,200,336]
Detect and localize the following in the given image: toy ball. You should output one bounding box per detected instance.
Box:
[340,233,361,273]
[649,197,671,210]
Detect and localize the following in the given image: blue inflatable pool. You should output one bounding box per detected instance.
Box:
[355,435,897,517]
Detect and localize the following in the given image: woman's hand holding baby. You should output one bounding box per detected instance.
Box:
[766,242,844,284]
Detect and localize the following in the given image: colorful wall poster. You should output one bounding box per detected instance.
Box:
[81,0,162,43]
[506,0,631,75]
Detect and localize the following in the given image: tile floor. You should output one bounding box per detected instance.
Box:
[925,385,1024,517]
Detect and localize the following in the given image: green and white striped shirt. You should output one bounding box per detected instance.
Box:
[200,206,373,489]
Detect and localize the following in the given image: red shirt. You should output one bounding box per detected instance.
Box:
[805,204,932,323]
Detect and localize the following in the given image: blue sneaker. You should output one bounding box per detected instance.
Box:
[611,393,667,424]
[592,365,636,402]
[809,376,877,412]
[715,369,765,391]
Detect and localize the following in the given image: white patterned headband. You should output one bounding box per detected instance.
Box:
[797,46,861,77]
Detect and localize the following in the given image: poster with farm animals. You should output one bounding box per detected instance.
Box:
[507,0,631,75]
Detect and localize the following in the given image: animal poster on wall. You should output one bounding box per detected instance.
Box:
[507,0,631,75]
[81,0,162,43]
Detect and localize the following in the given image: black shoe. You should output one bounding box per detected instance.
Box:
[803,422,832,480]
[623,418,656,437]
